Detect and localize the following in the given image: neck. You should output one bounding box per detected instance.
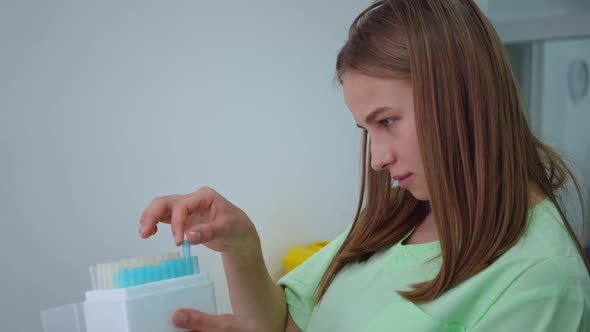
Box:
[404,211,438,245]
[405,185,546,245]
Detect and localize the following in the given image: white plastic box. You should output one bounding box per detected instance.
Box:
[42,273,216,332]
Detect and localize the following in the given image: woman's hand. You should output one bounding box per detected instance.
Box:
[139,186,257,253]
[172,309,256,332]
[139,187,287,331]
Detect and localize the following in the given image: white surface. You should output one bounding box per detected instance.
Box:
[0,1,367,330]
[84,274,216,332]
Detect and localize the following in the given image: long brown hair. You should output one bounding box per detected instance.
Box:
[316,0,589,304]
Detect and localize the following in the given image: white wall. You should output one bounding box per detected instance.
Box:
[487,0,590,21]
[537,39,590,244]
[0,1,369,330]
[474,0,488,13]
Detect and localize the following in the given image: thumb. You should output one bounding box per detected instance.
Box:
[172,309,240,331]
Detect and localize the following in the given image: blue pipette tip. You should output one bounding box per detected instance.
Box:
[182,239,195,274]
[182,239,191,258]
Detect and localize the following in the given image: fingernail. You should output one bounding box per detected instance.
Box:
[189,231,201,243]
[138,225,144,235]
[173,311,189,326]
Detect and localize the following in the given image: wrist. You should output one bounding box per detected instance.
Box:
[224,227,262,260]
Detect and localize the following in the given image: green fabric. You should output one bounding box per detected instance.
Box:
[278,199,590,331]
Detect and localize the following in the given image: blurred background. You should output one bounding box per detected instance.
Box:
[0,0,589,330]
[498,0,590,244]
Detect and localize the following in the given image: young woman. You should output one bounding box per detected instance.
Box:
[139,0,590,331]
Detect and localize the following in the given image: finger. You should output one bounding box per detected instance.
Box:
[150,224,158,237]
[172,309,236,331]
[184,186,217,214]
[170,187,217,245]
[185,219,227,245]
[139,196,173,238]
[170,202,190,246]
[185,215,209,244]
[140,223,159,237]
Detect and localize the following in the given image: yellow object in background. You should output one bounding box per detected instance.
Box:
[283,241,330,273]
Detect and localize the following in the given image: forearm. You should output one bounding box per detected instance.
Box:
[221,232,287,332]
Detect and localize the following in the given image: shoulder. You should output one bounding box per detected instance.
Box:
[489,198,588,293]
[277,225,353,332]
[511,198,583,261]
[466,254,590,331]
[465,222,590,331]
[433,200,590,328]
[278,224,352,288]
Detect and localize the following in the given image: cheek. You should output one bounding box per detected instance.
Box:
[395,128,421,164]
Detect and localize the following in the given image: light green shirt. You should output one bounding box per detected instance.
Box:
[279,199,590,331]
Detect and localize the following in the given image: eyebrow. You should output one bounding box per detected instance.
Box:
[355,106,393,129]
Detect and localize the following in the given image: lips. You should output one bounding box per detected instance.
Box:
[392,173,412,181]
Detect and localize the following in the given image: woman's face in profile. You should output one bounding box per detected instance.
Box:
[342,71,429,201]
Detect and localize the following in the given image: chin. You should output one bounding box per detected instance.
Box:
[408,189,429,202]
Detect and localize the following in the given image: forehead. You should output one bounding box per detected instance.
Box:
[342,72,412,116]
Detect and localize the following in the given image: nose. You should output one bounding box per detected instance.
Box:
[369,136,395,171]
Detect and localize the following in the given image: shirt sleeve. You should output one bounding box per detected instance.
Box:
[278,226,351,331]
[469,256,590,332]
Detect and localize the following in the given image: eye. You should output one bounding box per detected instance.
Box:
[380,117,395,127]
